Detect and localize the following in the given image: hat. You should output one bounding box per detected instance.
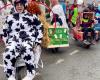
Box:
[14,0,27,7]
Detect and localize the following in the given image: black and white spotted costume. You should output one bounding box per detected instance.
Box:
[1,11,43,78]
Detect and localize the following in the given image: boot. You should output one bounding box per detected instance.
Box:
[22,72,36,80]
[8,75,16,80]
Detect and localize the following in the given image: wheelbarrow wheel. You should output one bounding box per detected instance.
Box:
[84,44,91,49]
[51,48,59,53]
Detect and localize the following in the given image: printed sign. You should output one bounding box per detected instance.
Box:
[48,27,69,48]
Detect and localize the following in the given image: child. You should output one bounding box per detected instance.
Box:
[80,13,95,44]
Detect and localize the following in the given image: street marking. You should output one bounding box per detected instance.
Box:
[0,64,4,68]
[69,50,79,55]
[56,59,64,64]
[36,72,41,76]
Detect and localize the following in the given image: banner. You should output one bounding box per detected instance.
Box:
[48,27,69,48]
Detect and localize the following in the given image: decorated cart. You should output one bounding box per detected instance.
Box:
[72,12,95,48]
[47,26,69,48]
[73,12,95,41]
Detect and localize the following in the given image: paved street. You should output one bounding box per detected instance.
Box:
[0,40,100,80]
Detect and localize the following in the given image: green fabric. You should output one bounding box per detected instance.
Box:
[48,28,69,47]
[82,18,89,22]
[71,8,78,25]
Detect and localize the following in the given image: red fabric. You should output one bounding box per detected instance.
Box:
[72,27,83,41]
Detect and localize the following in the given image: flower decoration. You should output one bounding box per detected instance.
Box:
[27,1,41,15]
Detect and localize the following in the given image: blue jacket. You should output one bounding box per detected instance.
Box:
[95,9,100,23]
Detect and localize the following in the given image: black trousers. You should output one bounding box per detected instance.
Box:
[82,28,95,40]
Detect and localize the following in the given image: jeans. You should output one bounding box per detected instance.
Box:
[82,28,95,40]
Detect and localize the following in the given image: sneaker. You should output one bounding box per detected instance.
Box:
[8,75,16,80]
[22,73,36,80]
[83,40,90,45]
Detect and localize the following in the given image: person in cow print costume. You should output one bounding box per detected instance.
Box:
[0,0,43,80]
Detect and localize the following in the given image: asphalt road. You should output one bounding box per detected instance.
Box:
[0,39,100,80]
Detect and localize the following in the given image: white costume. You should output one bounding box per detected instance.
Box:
[50,4,69,28]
